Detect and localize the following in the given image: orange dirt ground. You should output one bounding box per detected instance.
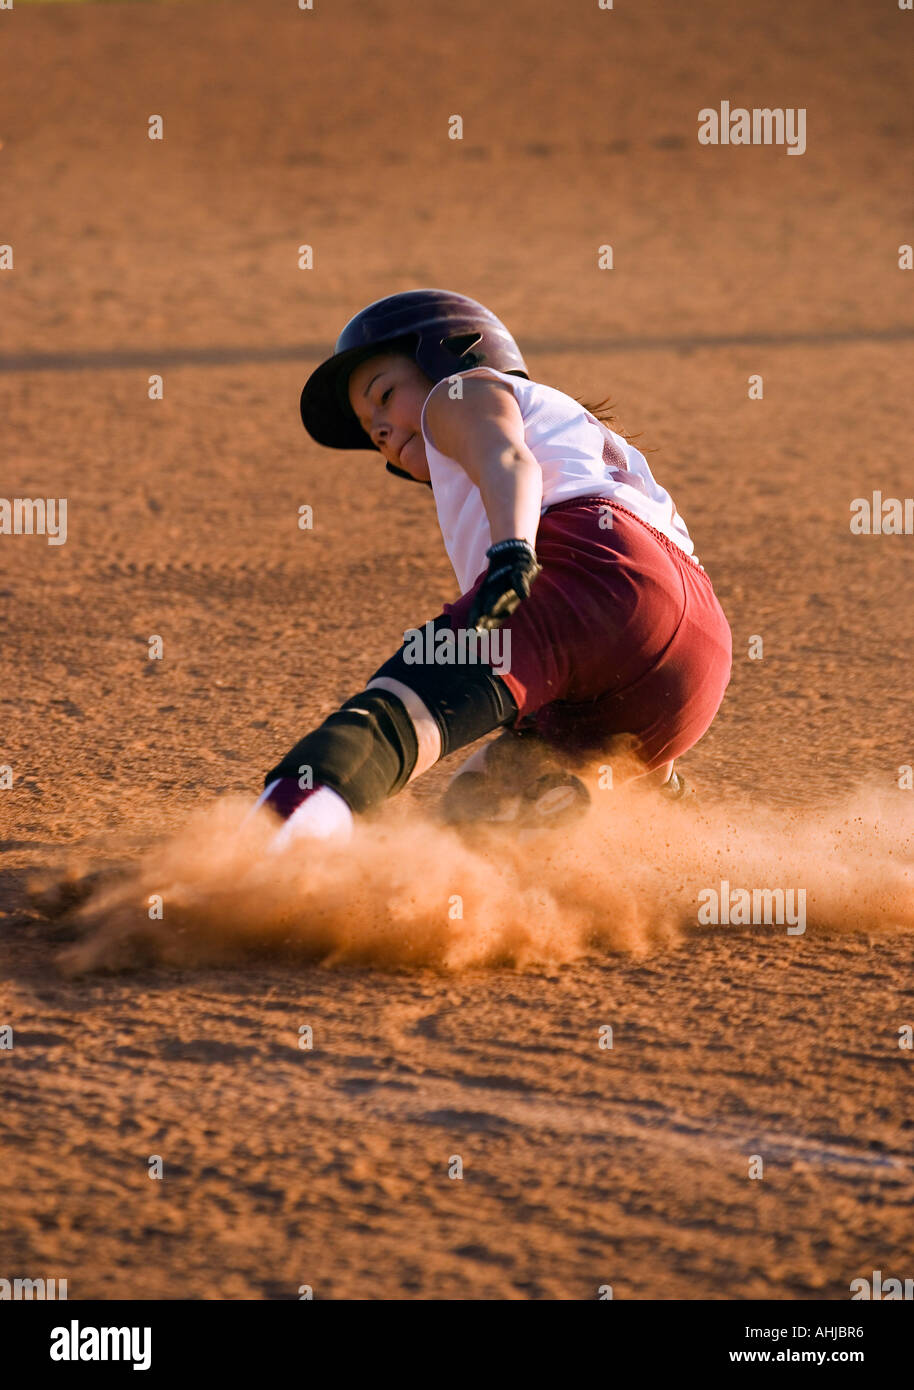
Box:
[1,0,913,1299]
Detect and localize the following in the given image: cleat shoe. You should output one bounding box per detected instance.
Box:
[248,779,355,847]
[268,785,354,849]
[518,771,591,828]
[439,728,591,831]
[657,769,693,801]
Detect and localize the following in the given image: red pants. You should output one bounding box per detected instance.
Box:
[442,497,732,773]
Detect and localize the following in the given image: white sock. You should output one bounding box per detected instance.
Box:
[267,785,354,852]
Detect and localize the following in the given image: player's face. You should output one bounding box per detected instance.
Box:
[347,353,434,482]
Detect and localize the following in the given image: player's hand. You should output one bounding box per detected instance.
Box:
[468,538,541,632]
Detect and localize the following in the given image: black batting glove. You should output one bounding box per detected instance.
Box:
[468,538,542,632]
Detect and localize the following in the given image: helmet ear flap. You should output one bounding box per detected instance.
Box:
[386,460,433,490]
[440,331,483,365]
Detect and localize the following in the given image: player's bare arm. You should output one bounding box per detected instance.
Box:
[423,374,543,547]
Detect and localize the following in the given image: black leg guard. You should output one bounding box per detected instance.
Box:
[263,618,519,817]
[367,616,518,759]
[263,688,419,815]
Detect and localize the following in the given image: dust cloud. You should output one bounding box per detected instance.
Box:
[53,780,914,975]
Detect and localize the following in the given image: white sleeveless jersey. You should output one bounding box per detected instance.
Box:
[419,366,696,593]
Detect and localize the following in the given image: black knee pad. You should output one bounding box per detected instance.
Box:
[264,687,419,814]
[368,615,518,758]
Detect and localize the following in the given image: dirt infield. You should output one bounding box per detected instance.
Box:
[2,0,913,1300]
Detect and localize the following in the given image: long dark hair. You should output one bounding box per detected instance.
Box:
[571,394,657,454]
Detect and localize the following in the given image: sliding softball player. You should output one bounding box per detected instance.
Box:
[254,289,732,846]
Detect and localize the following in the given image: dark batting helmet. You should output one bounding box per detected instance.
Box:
[299,289,529,462]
